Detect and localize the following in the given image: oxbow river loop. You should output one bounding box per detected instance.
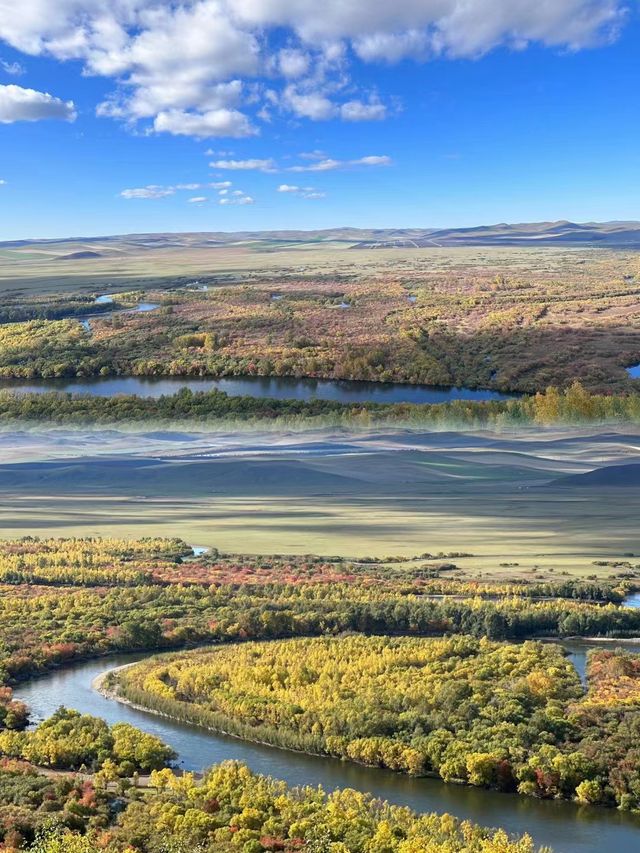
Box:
[12,646,640,853]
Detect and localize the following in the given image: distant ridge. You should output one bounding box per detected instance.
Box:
[3,220,640,250]
[55,251,103,260]
[551,463,640,489]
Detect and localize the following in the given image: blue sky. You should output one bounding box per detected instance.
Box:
[0,0,638,240]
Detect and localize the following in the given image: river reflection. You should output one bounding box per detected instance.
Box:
[0,374,514,404]
[13,652,640,853]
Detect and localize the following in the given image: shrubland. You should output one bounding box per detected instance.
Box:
[0,708,174,775]
[0,535,637,852]
[2,244,640,395]
[0,537,637,690]
[113,637,640,809]
[21,761,546,853]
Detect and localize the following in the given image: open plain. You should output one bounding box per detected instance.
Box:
[1,426,639,581]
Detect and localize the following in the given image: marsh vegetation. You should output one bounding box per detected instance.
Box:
[1,244,640,398]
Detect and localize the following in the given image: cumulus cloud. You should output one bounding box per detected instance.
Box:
[340,99,387,121]
[153,107,256,137]
[121,181,214,199]
[288,158,340,172]
[219,192,254,205]
[233,0,625,53]
[0,83,76,123]
[188,195,208,203]
[0,179,6,185]
[209,158,276,171]
[283,86,335,120]
[208,153,391,175]
[0,0,624,138]
[353,31,429,63]
[277,48,310,78]
[278,183,325,199]
[355,155,392,166]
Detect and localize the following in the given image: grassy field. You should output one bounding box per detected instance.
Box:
[1,241,640,392]
[1,493,637,581]
[0,426,638,581]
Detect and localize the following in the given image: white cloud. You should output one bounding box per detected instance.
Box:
[219,193,254,205]
[0,179,6,185]
[120,185,176,199]
[120,154,388,203]
[353,31,429,63]
[0,83,75,123]
[340,99,387,121]
[283,86,335,120]
[288,154,391,172]
[153,107,256,138]
[0,0,626,136]
[278,183,325,199]
[1,59,24,75]
[121,181,216,198]
[355,154,392,166]
[277,48,310,78]
[289,158,340,172]
[209,158,275,171]
[233,0,624,53]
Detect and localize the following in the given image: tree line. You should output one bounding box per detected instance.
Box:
[2,382,640,427]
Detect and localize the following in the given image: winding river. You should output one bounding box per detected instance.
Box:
[12,643,640,853]
[0,375,513,404]
[4,292,513,404]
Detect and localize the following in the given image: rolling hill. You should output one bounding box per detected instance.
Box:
[3,220,640,254]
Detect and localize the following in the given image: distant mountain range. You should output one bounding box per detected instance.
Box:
[4,220,640,251]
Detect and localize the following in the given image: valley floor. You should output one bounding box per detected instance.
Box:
[1,426,640,580]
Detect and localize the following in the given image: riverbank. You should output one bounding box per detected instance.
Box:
[14,652,640,853]
[0,382,639,429]
[94,663,395,770]
[96,638,640,812]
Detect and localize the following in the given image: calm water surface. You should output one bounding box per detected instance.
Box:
[12,293,511,403]
[13,652,640,853]
[624,592,640,609]
[0,374,513,404]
